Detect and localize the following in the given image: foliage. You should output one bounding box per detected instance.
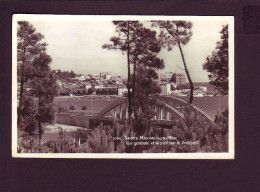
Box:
[17,21,48,126]
[18,107,228,153]
[19,94,37,135]
[17,22,58,143]
[152,20,194,104]
[203,25,229,95]
[17,21,47,81]
[69,104,76,111]
[132,66,161,134]
[81,104,88,111]
[96,88,118,95]
[58,105,68,113]
[30,58,58,143]
[54,70,76,81]
[103,21,164,117]
[87,87,96,95]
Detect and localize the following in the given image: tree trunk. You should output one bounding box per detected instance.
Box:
[38,119,42,145]
[132,63,137,118]
[38,88,42,145]
[18,61,25,126]
[126,21,132,122]
[177,42,194,105]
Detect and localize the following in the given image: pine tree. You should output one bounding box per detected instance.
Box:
[130,26,164,117]
[203,25,229,95]
[152,21,194,104]
[17,21,48,126]
[102,21,144,120]
[29,53,58,144]
[103,21,164,120]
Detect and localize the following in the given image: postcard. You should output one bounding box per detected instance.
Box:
[12,14,234,159]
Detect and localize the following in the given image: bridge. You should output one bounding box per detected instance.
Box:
[56,96,214,129]
[97,95,214,124]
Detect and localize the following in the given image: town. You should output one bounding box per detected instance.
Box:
[51,70,213,97]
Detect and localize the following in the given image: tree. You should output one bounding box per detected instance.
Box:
[132,66,162,135]
[152,21,194,104]
[17,21,48,126]
[81,104,88,111]
[103,21,164,119]
[29,53,58,144]
[203,25,229,95]
[170,74,176,83]
[102,21,144,119]
[19,94,37,135]
[58,105,67,113]
[88,87,96,95]
[69,105,76,112]
[130,26,164,117]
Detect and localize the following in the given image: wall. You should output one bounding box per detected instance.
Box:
[55,113,113,128]
[56,113,93,128]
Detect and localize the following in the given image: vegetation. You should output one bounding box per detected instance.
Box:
[54,70,76,81]
[96,88,117,95]
[203,25,229,95]
[69,105,76,112]
[17,21,58,144]
[17,21,48,126]
[152,21,194,104]
[17,20,229,154]
[17,108,228,153]
[103,21,164,119]
[81,104,88,111]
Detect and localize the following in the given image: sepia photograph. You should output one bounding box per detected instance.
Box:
[12,15,234,159]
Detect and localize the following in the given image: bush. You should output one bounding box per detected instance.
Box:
[69,104,76,111]
[17,108,229,153]
[81,104,88,111]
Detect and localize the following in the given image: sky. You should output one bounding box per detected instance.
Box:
[29,18,229,82]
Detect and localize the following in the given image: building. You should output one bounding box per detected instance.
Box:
[160,72,174,82]
[75,75,87,81]
[117,86,128,96]
[171,73,186,85]
[196,86,207,92]
[94,84,103,89]
[158,83,171,95]
[100,72,111,80]
[94,75,101,80]
[85,83,92,90]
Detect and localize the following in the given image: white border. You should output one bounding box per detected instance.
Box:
[12,14,234,159]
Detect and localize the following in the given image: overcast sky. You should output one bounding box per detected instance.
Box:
[29,18,229,82]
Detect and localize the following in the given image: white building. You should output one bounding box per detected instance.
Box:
[197,86,207,92]
[94,84,103,89]
[105,74,111,80]
[75,75,86,81]
[118,87,128,96]
[158,83,171,95]
[85,84,91,89]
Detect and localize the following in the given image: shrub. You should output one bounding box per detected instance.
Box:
[17,108,229,153]
[81,104,88,111]
[69,104,76,112]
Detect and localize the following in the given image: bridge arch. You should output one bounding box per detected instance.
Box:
[97,96,214,124]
